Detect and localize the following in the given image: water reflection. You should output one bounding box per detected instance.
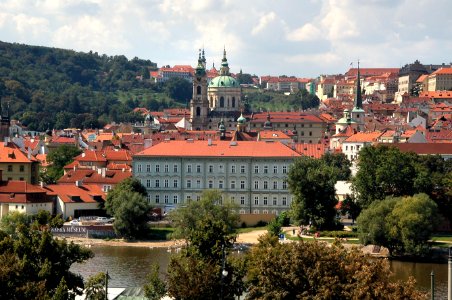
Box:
[72,246,448,298]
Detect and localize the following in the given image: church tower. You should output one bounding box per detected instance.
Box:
[350,61,365,129]
[190,49,209,130]
[0,101,10,142]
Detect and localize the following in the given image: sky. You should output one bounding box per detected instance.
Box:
[1,0,452,78]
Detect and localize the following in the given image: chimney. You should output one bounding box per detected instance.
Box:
[101,168,106,178]
[208,138,212,146]
[144,139,152,149]
[75,180,82,187]
[27,147,31,160]
[40,181,46,188]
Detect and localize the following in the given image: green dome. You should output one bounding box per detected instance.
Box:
[209,75,238,87]
[237,113,246,124]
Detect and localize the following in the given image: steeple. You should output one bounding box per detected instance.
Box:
[195,48,206,77]
[220,46,230,76]
[354,60,363,110]
[201,48,206,69]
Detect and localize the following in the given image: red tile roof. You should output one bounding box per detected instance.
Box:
[386,143,452,155]
[44,184,105,204]
[58,169,131,185]
[344,131,383,143]
[0,142,36,163]
[251,112,324,124]
[135,140,301,158]
[293,143,326,159]
[431,67,452,75]
[258,131,291,140]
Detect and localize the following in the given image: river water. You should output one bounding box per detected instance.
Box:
[71,246,449,298]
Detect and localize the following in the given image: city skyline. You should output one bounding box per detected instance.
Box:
[0,0,451,77]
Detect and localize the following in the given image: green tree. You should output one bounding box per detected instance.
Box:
[105,177,148,215]
[170,190,239,259]
[321,152,351,181]
[287,156,339,230]
[267,212,290,236]
[166,190,245,300]
[111,190,151,239]
[358,194,439,256]
[163,77,192,103]
[245,234,425,299]
[353,145,421,208]
[52,277,73,300]
[340,194,360,224]
[143,265,167,300]
[0,213,93,299]
[236,72,254,84]
[43,145,82,183]
[84,272,108,300]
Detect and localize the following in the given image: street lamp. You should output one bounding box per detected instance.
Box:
[220,244,228,300]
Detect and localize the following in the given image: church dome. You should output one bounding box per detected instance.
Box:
[237,113,246,124]
[209,75,238,88]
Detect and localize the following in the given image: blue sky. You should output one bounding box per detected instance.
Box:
[1,0,451,77]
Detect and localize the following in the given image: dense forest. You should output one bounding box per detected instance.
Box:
[0,41,319,131]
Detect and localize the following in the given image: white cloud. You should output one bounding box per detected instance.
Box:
[286,23,322,42]
[251,11,276,35]
[52,15,129,53]
[13,13,49,37]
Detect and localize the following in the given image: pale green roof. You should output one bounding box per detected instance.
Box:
[209,75,238,87]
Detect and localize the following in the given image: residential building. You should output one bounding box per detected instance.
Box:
[0,141,40,184]
[427,68,452,91]
[0,171,52,219]
[133,140,301,216]
[342,131,383,161]
[44,183,106,219]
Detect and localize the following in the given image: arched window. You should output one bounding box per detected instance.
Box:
[232,97,236,108]
[197,86,201,95]
[196,107,201,116]
[220,97,224,108]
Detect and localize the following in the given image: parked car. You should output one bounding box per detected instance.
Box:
[69,219,80,225]
[96,217,109,223]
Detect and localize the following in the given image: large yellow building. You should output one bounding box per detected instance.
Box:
[0,142,40,184]
[427,67,452,91]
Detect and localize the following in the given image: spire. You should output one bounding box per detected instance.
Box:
[195,49,206,77]
[201,47,206,68]
[220,47,230,76]
[354,60,363,109]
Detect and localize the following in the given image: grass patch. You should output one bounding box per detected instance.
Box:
[429,241,452,248]
[148,228,175,241]
[236,226,268,234]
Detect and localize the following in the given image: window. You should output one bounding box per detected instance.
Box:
[186,195,191,202]
[196,195,201,201]
[240,196,245,205]
[164,179,169,188]
[155,195,160,204]
[155,179,160,188]
[146,179,151,188]
[103,185,112,192]
[137,164,142,173]
[230,181,236,189]
[254,196,259,205]
[164,164,169,173]
[263,181,268,189]
[219,180,224,189]
[309,131,312,136]
[19,165,24,172]
[240,165,245,174]
[208,180,213,189]
[240,181,245,189]
[173,179,178,188]
[282,197,287,206]
[155,165,160,173]
[273,197,277,206]
[173,195,178,204]
[282,181,287,189]
[173,164,178,172]
[146,164,151,173]
[196,165,201,173]
[282,166,287,174]
[219,165,224,173]
[254,166,259,174]
[196,180,201,188]
[263,166,268,174]
[187,164,192,173]
[186,180,192,188]
[208,165,214,173]
[253,209,259,214]
[254,181,259,189]
[231,165,236,173]
[273,181,278,190]
[147,195,151,203]
[263,197,268,205]
[19,177,24,181]
[273,166,278,174]
[164,195,169,204]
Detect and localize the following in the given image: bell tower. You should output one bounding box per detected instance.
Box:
[190,49,209,130]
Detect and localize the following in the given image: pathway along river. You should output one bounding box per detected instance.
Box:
[71,245,449,298]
